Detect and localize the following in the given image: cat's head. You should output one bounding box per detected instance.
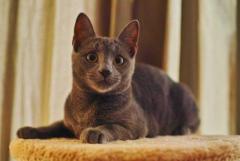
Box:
[72,13,139,94]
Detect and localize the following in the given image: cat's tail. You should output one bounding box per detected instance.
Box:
[180,83,200,134]
[170,82,200,134]
[188,101,200,133]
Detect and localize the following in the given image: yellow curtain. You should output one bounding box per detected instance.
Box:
[199,0,237,134]
[0,0,239,161]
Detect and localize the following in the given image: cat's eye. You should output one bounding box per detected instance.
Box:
[115,55,125,65]
[86,52,98,63]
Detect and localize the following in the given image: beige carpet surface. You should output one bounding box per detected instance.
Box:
[10,135,240,161]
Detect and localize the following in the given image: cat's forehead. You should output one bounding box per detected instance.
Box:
[79,37,125,54]
[94,37,120,52]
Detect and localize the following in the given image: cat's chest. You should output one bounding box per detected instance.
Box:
[67,94,128,130]
[73,105,96,126]
[65,92,130,137]
[72,102,107,125]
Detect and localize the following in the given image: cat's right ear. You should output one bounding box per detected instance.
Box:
[72,13,96,51]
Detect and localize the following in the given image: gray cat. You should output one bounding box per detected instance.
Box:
[17,13,200,143]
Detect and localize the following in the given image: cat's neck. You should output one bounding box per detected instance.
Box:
[70,81,132,108]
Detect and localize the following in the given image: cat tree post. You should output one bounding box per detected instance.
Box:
[10,135,240,161]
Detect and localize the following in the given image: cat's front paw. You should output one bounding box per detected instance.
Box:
[80,128,107,144]
[17,127,40,139]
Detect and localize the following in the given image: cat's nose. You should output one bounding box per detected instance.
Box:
[99,69,112,78]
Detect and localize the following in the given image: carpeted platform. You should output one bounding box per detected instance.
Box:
[10,135,240,161]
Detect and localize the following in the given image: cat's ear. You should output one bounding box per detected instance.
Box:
[118,20,140,57]
[72,13,96,51]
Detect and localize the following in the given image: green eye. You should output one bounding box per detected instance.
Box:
[115,55,125,65]
[86,52,98,63]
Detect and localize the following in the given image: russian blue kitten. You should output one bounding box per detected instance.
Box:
[17,13,199,143]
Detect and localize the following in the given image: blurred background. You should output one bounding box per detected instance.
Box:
[0,0,239,160]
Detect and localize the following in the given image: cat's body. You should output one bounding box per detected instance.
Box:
[132,64,199,136]
[17,13,199,143]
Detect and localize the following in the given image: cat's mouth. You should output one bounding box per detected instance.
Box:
[97,78,118,88]
[88,77,120,93]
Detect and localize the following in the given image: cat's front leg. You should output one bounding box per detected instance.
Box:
[79,127,108,143]
[17,126,41,139]
[17,121,74,139]
[79,124,136,144]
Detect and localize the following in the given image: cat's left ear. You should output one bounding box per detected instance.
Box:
[117,20,140,57]
[72,13,96,51]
